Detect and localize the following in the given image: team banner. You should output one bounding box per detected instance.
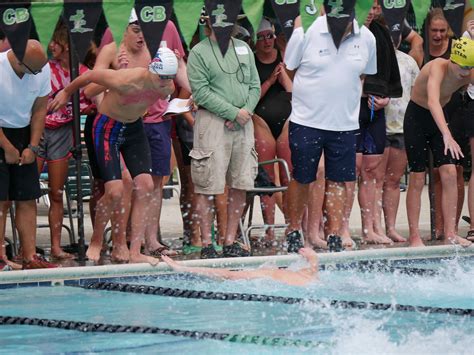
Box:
[102,0,134,46]
[31,1,64,53]
[242,0,264,38]
[272,0,299,40]
[0,1,32,62]
[63,0,102,63]
[355,0,372,27]
[412,0,431,30]
[300,0,323,31]
[381,0,411,44]
[441,0,465,38]
[205,0,242,55]
[135,0,173,58]
[173,0,204,48]
[324,0,356,49]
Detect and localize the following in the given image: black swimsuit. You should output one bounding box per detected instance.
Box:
[254,51,292,139]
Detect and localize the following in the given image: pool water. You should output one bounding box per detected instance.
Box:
[0,257,473,354]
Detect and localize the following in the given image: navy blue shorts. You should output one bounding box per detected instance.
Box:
[144,120,172,176]
[92,114,152,182]
[289,121,357,183]
[356,97,386,155]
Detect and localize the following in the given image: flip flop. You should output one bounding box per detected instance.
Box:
[466,230,474,242]
[182,245,202,255]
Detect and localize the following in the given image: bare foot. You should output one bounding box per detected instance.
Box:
[129,253,159,266]
[364,233,393,245]
[4,258,22,270]
[51,249,75,260]
[341,236,355,249]
[86,241,103,262]
[339,227,352,240]
[408,235,425,247]
[386,230,407,243]
[443,235,472,247]
[111,244,130,263]
[306,237,328,250]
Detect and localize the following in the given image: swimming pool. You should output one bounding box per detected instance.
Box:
[1,247,473,354]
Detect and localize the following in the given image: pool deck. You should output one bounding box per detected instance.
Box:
[2,184,474,279]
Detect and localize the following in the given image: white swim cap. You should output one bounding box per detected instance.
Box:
[129,8,138,24]
[148,47,178,79]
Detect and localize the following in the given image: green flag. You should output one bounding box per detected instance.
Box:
[412,0,431,31]
[354,0,372,27]
[102,0,134,46]
[300,0,323,31]
[173,0,204,48]
[242,0,264,38]
[30,0,64,52]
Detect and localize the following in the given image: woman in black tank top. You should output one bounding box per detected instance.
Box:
[252,19,293,244]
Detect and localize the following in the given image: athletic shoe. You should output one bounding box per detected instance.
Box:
[223,242,250,257]
[23,255,59,269]
[286,230,303,253]
[200,245,219,259]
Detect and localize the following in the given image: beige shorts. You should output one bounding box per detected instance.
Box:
[190,109,258,195]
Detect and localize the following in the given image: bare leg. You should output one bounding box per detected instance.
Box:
[382,147,407,242]
[86,180,123,262]
[15,200,38,262]
[406,172,426,247]
[339,154,361,245]
[305,163,327,249]
[224,188,247,246]
[195,193,214,247]
[438,164,471,247]
[325,180,346,239]
[44,159,73,259]
[129,173,159,264]
[253,114,277,241]
[433,169,444,239]
[359,154,391,244]
[455,165,464,234]
[286,179,310,233]
[214,189,228,246]
[110,170,132,262]
[372,150,387,238]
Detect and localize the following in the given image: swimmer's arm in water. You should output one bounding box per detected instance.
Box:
[426,62,463,160]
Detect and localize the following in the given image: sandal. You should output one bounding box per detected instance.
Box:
[147,246,179,257]
[50,251,75,260]
[182,245,202,255]
[466,230,474,242]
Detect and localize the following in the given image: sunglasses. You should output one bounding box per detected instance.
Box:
[257,33,275,41]
[20,61,42,75]
[160,75,176,80]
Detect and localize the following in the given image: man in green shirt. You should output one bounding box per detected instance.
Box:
[187,18,260,259]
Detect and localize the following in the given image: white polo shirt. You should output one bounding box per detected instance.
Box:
[0,50,51,129]
[285,15,377,131]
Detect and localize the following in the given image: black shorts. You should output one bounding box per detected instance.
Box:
[356,97,386,155]
[175,115,193,166]
[0,126,41,201]
[404,101,458,172]
[91,114,152,182]
[84,113,101,179]
[385,133,405,150]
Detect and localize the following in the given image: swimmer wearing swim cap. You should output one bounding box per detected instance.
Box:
[148,47,178,79]
[450,37,474,69]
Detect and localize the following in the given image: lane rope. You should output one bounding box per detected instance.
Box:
[83,281,474,317]
[0,315,323,348]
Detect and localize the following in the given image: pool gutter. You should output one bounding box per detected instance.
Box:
[1,245,473,285]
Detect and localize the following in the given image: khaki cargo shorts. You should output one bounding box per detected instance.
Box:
[190,109,258,195]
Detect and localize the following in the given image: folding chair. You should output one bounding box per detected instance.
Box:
[239,158,291,251]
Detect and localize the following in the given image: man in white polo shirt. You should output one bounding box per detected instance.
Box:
[0,40,57,269]
[284,14,377,252]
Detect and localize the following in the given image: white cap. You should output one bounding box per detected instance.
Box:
[129,8,138,24]
[257,18,274,34]
[148,47,178,78]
